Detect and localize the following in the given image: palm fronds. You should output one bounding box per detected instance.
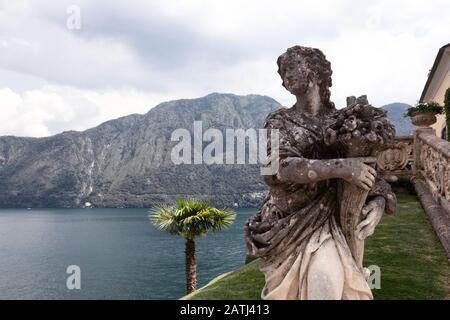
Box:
[149,198,236,239]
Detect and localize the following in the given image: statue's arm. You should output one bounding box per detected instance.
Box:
[264,156,377,191]
[367,178,397,214]
[265,157,346,184]
[356,179,396,240]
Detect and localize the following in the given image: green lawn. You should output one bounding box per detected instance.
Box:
[183,193,450,300]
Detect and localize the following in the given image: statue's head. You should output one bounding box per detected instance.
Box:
[277,46,334,111]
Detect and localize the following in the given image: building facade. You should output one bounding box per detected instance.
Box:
[420,43,450,138]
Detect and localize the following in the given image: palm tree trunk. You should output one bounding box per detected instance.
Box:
[185,237,197,294]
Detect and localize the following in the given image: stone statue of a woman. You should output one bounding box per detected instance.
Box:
[245,46,396,300]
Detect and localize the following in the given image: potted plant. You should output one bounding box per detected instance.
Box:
[404,102,443,127]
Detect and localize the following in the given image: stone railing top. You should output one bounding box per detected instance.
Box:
[418,131,450,159]
[396,135,414,140]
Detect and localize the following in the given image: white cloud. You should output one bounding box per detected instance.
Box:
[0,0,449,137]
[0,86,178,137]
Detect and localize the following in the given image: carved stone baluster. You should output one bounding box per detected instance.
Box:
[444,157,450,202]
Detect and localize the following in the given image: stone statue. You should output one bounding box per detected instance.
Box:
[245,46,397,300]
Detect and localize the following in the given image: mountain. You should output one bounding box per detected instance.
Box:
[0,93,281,208]
[382,103,414,136]
[0,94,413,208]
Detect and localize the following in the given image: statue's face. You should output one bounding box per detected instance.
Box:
[282,59,310,96]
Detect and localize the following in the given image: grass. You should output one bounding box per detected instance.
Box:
[182,259,264,300]
[365,193,450,299]
[183,192,450,300]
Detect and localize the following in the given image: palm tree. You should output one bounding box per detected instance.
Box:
[149,198,236,294]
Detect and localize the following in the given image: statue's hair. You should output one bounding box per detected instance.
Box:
[277,46,335,112]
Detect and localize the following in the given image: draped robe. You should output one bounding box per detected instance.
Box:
[245,107,396,300]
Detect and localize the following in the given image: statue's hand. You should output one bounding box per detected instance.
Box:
[356,197,385,240]
[339,158,377,191]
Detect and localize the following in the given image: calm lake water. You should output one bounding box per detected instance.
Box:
[0,208,256,299]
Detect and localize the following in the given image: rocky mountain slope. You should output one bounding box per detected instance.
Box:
[382,103,414,136]
[0,94,412,208]
[0,93,280,208]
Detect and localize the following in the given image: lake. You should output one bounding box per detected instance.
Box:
[0,208,256,299]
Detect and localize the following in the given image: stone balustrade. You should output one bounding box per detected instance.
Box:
[417,131,450,214]
[376,130,450,259]
[377,129,450,215]
[376,136,414,181]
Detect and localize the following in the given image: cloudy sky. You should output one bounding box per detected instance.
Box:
[0,0,449,137]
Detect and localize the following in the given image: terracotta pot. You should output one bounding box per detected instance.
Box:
[410,111,437,127]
